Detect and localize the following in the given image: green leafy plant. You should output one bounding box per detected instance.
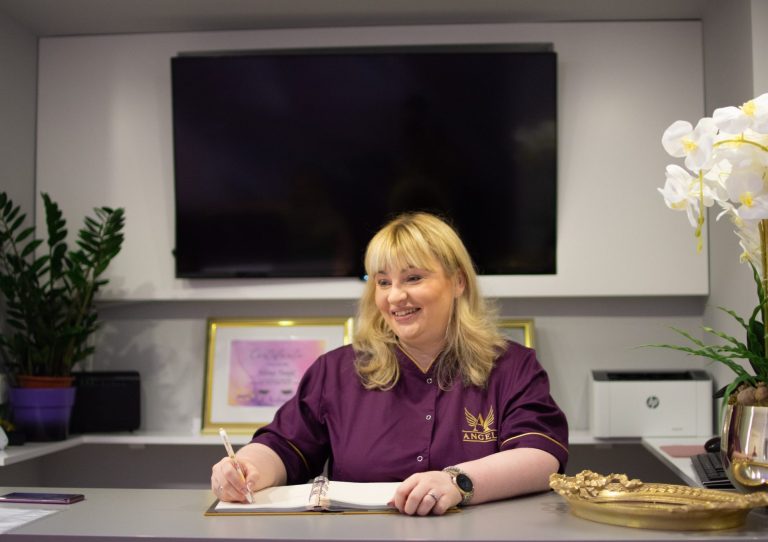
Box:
[0,191,125,382]
[650,264,768,406]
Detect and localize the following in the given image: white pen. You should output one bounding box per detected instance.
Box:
[219,428,254,504]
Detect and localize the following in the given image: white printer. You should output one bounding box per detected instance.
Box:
[590,370,713,438]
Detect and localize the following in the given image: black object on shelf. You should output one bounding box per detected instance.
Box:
[6,430,26,446]
[691,452,734,489]
[70,371,140,433]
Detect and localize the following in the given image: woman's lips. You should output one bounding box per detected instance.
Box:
[392,307,420,321]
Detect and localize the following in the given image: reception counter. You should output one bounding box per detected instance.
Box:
[2,486,767,541]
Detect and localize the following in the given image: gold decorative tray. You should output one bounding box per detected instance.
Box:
[550,470,768,531]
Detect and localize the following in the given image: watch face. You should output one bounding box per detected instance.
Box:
[456,473,473,493]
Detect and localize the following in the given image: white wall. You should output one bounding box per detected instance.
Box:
[35,21,708,301]
[26,20,716,433]
[751,0,768,93]
[91,297,705,434]
[0,11,36,213]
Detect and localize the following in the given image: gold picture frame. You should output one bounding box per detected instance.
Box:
[499,318,535,348]
[551,470,768,531]
[202,317,354,435]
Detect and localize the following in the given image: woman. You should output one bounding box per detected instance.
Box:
[211,212,568,515]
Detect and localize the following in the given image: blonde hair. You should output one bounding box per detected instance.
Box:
[353,212,507,390]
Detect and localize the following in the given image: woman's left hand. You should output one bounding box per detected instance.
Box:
[391,470,461,516]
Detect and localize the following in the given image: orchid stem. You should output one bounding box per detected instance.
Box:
[695,171,705,253]
[761,220,768,361]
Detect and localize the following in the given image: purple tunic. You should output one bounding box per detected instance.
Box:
[251,341,568,484]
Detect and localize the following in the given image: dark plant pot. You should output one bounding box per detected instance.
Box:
[9,386,76,441]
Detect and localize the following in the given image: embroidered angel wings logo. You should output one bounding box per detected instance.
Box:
[462,406,497,443]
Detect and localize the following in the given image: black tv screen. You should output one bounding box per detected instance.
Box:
[171,46,557,278]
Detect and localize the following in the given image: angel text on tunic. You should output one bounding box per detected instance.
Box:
[462,406,498,442]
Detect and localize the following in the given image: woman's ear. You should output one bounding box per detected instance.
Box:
[455,272,466,298]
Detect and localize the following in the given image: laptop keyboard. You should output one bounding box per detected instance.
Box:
[691,452,734,489]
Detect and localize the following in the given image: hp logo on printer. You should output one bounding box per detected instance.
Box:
[646,395,660,409]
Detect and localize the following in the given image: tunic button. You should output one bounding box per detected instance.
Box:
[425,414,432,421]
[416,456,424,462]
[426,378,433,384]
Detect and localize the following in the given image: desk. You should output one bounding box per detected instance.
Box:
[642,436,703,487]
[2,486,767,541]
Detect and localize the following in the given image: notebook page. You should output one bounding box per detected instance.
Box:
[214,483,312,512]
[326,481,399,510]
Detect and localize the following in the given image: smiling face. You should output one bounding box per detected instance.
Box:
[373,259,464,360]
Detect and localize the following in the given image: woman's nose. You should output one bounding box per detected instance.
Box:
[388,284,406,303]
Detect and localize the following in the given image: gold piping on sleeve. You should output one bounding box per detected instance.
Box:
[285,439,311,472]
[500,432,568,455]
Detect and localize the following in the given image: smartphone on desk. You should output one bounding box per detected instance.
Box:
[0,492,85,504]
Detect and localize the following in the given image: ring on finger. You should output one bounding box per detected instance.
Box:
[426,491,439,502]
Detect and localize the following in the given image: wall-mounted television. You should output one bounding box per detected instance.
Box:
[171,45,557,279]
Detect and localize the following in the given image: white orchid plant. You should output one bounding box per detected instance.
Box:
[658,93,768,405]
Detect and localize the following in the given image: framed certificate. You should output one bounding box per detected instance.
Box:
[499,318,535,348]
[202,318,354,434]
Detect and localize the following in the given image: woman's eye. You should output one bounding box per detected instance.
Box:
[405,275,423,283]
[376,279,391,287]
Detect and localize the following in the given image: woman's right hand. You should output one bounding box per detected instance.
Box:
[211,455,256,503]
[211,442,287,502]
[210,442,287,502]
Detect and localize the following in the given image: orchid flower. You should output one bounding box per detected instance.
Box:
[658,164,716,227]
[734,217,764,274]
[713,93,768,134]
[702,159,732,198]
[722,164,768,220]
[661,117,716,172]
[660,95,768,259]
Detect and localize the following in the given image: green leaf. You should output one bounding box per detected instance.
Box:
[4,204,20,226]
[31,255,50,275]
[9,213,26,233]
[13,226,35,244]
[20,238,43,259]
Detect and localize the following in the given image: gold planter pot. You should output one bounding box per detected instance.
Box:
[722,404,768,493]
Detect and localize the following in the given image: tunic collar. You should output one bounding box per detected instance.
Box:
[395,344,439,374]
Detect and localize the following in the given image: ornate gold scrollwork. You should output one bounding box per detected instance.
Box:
[550,470,768,530]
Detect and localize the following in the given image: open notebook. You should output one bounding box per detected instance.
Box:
[208,476,400,515]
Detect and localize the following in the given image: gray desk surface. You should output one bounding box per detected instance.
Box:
[2,486,768,542]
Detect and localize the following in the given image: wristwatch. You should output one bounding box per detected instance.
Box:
[443,466,474,505]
